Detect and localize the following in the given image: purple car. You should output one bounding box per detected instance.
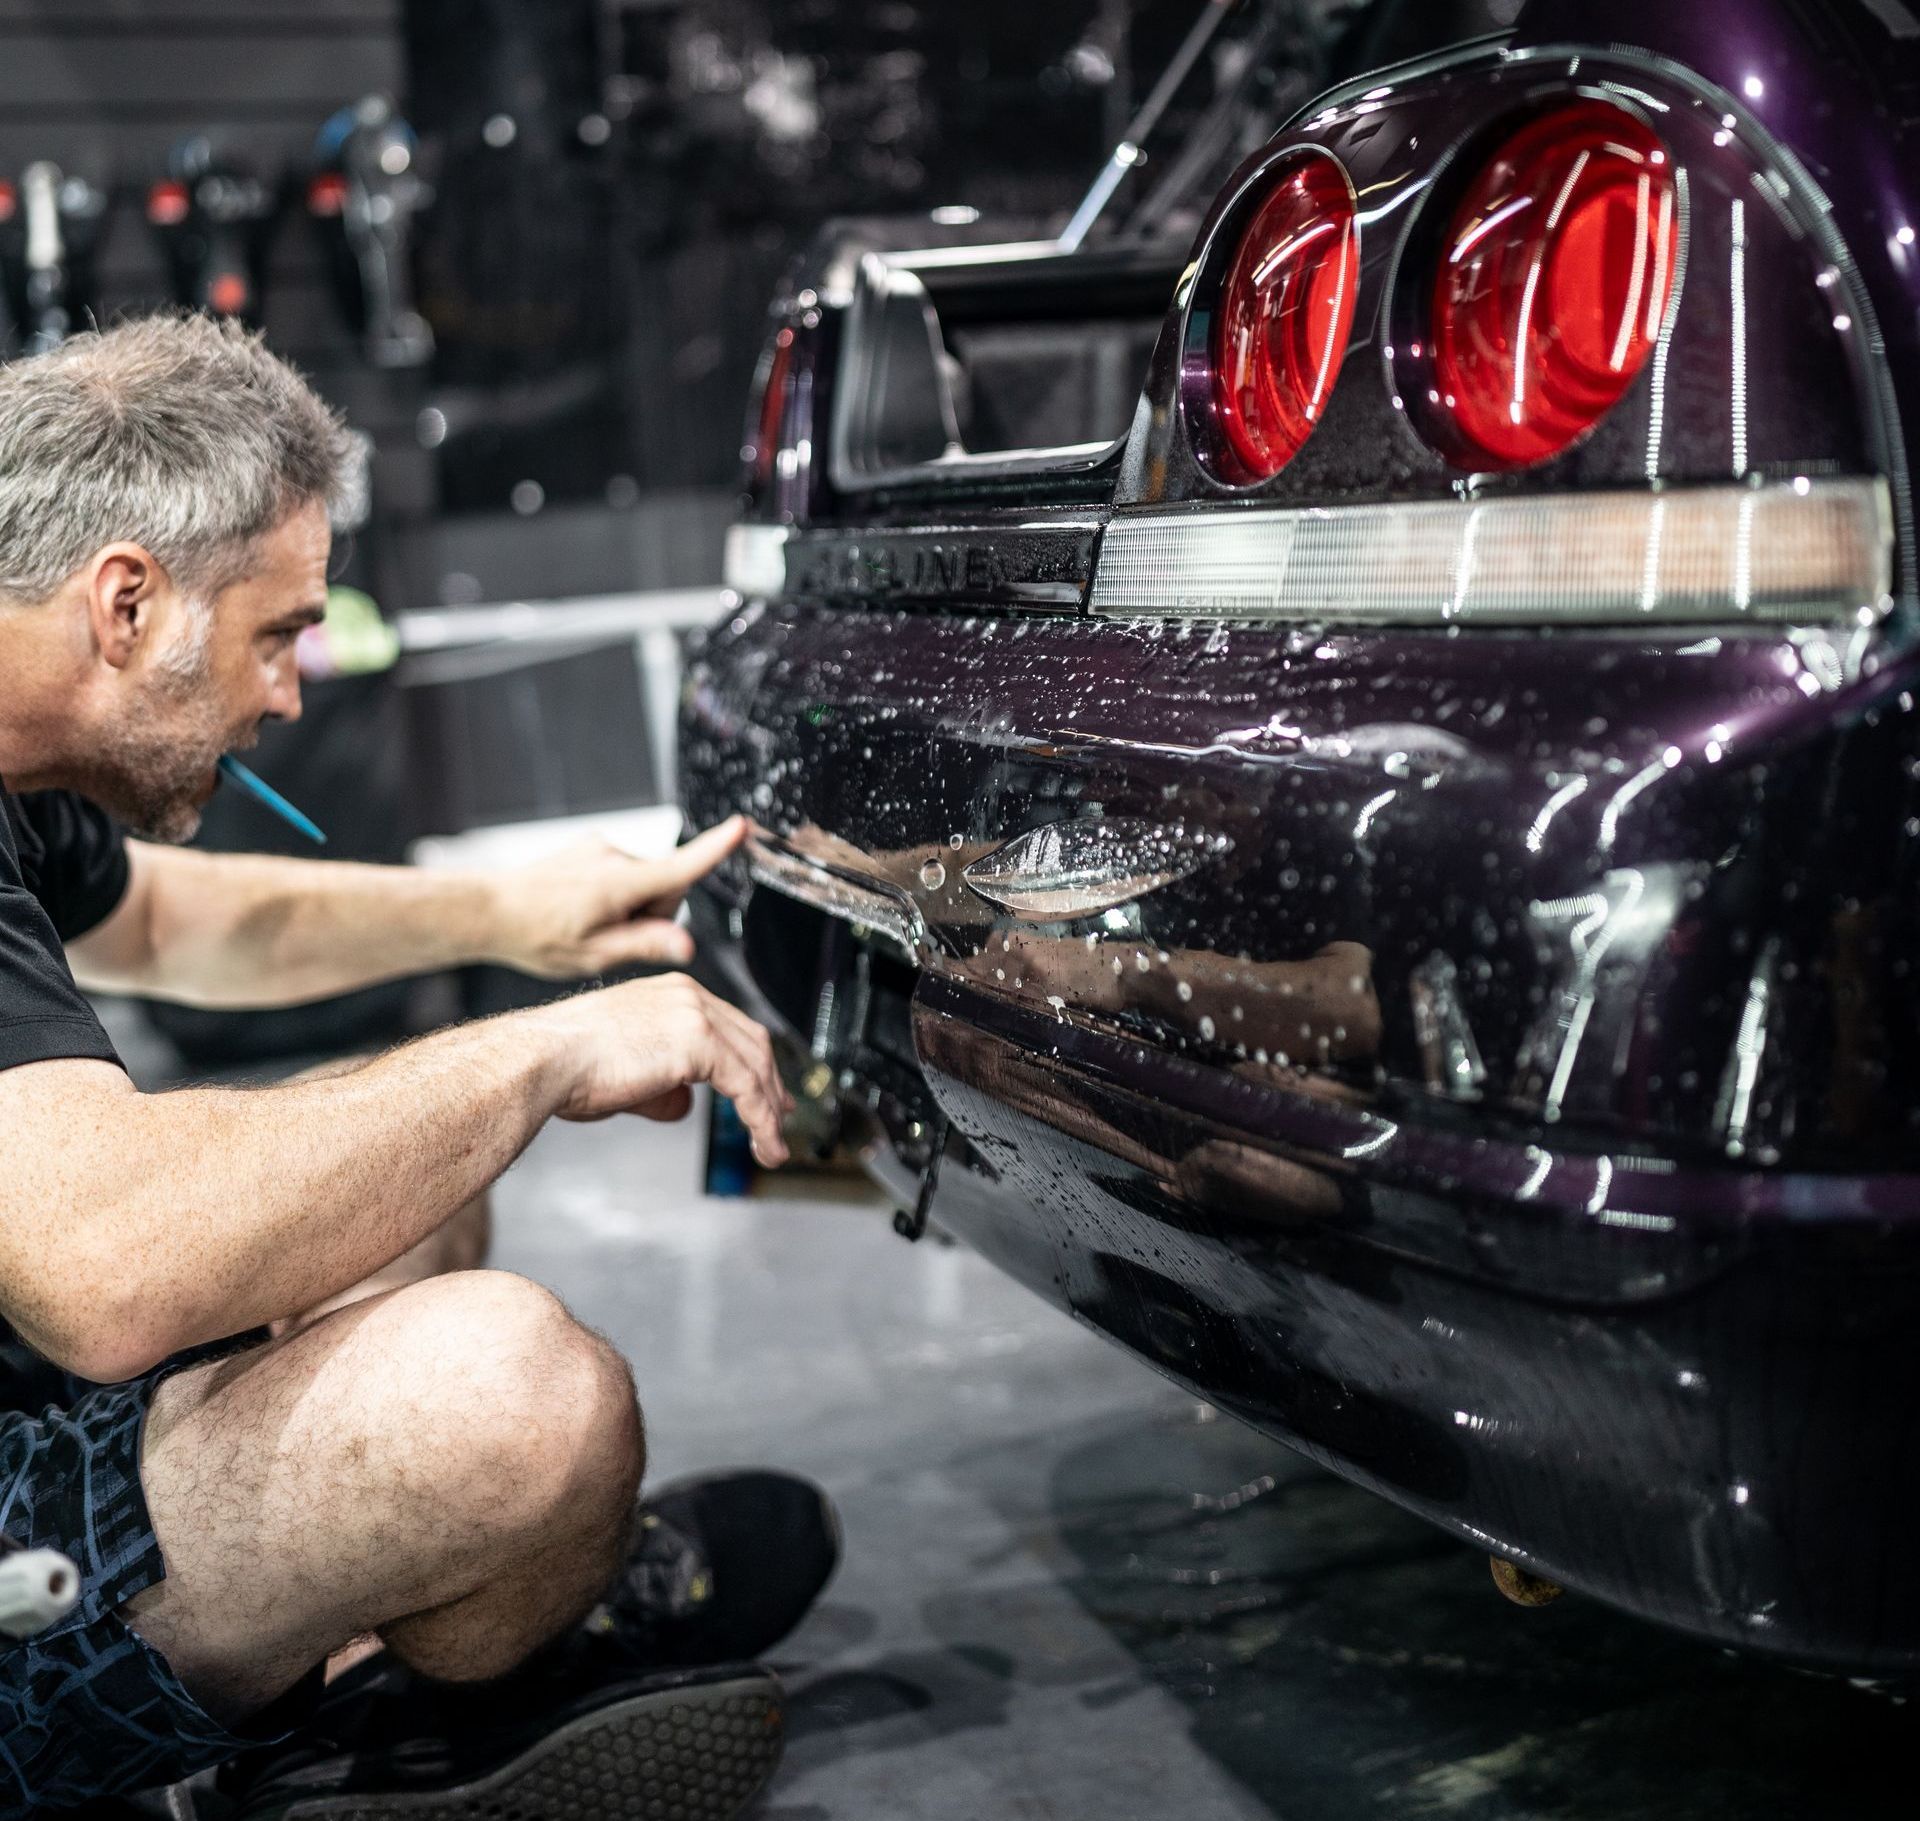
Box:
[681,0,1920,1675]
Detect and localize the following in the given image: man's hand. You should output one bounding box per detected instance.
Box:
[531,973,793,1166]
[489,816,748,979]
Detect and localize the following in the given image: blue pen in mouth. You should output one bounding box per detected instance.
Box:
[216,754,328,845]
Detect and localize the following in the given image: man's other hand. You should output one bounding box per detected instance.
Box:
[534,974,793,1166]
[490,816,747,978]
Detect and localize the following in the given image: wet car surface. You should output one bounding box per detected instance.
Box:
[683,0,1920,1674]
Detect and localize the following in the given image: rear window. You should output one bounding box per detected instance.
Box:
[1104,0,1524,252]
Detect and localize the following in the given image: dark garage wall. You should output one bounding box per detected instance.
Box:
[0,0,402,366]
[0,0,429,602]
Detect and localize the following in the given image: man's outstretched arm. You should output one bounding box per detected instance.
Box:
[66,817,747,1008]
[0,973,790,1384]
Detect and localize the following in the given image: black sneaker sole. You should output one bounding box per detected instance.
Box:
[255,1671,784,1821]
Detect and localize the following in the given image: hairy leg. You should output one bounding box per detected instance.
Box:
[125,1270,644,1722]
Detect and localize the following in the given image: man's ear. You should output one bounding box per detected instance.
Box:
[86,543,165,671]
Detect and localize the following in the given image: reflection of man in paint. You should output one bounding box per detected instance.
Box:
[987,929,1381,1078]
[984,929,1381,1225]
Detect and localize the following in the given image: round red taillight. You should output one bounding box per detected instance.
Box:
[1211,151,1360,481]
[1432,101,1679,469]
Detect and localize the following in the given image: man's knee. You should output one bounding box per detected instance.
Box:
[127,1274,644,1707]
[368,1271,643,1546]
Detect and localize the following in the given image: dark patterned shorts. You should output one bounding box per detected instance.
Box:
[0,1329,313,1812]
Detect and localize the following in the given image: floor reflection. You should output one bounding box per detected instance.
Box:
[999,1402,1915,1820]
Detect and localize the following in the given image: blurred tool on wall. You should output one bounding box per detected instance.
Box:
[0,162,108,355]
[146,137,279,324]
[308,97,436,371]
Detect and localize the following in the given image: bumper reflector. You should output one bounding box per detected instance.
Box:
[1089,479,1891,625]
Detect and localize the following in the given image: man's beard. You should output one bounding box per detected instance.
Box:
[82,622,250,843]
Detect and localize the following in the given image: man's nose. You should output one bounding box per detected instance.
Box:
[265,660,304,724]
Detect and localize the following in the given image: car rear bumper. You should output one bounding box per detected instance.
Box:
[683,595,1920,1672]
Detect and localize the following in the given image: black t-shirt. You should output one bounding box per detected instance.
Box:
[0,783,127,1075]
[1,784,128,1399]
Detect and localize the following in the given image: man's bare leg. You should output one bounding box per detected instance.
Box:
[124,1269,643,1722]
[261,1069,499,1682]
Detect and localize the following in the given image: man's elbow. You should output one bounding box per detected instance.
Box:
[28,1288,182,1386]
[55,1331,174,1387]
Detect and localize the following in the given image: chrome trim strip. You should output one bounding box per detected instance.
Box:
[745,839,924,958]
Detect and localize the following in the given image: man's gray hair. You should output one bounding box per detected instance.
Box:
[0,312,356,607]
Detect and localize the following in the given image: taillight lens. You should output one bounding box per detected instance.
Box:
[749,325,795,486]
[1432,101,1679,469]
[1211,151,1360,481]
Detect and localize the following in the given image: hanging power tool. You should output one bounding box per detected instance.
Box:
[147,137,278,326]
[0,162,109,353]
[307,96,435,369]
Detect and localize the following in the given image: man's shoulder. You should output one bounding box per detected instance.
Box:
[2,789,130,942]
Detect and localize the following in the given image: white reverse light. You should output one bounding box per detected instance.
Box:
[1088,479,1891,627]
[723,523,790,598]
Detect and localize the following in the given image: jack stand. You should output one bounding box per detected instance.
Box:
[894,1116,950,1242]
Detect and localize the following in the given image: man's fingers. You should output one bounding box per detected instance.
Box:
[632,1085,695,1122]
[708,1024,788,1163]
[712,1072,786,1165]
[629,816,748,907]
[704,998,794,1125]
[558,974,788,1160]
[702,991,795,1113]
[585,919,697,971]
[698,1020,788,1166]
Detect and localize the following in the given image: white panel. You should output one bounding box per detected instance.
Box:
[1090,479,1892,626]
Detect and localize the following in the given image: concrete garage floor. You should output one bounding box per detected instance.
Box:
[484,1110,1916,1821]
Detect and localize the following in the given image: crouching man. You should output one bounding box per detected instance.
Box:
[0,315,832,1817]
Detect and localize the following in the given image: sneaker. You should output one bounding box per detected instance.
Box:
[594,1469,841,1669]
[219,1648,783,1821]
